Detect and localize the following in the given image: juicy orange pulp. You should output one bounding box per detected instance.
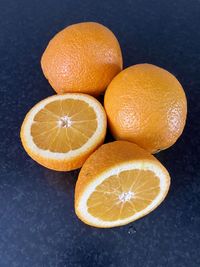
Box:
[87,169,160,221]
[31,99,97,152]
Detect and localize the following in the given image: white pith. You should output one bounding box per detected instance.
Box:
[77,161,169,227]
[119,191,134,202]
[22,94,106,160]
[58,115,72,128]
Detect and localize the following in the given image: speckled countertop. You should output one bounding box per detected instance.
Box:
[0,0,200,266]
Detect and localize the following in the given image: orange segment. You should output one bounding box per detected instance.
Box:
[20,94,107,171]
[34,108,58,122]
[75,141,170,228]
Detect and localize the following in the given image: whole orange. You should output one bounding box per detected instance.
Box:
[41,22,123,96]
[104,63,187,153]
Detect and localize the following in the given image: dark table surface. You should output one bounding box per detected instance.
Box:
[1,0,200,266]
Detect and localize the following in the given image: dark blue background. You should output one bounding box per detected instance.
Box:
[1,0,200,266]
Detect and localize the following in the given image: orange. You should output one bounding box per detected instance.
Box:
[75,141,170,228]
[104,63,187,153]
[20,93,107,171]
[41,22,123,96]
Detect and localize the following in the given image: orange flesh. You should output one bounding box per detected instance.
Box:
[87,169,160,221]
[31,99,97,152]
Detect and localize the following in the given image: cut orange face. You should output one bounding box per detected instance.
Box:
[75,141,170,228]
[20,94,107,171]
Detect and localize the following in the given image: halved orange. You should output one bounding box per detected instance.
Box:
[75,141,170,228]
[20,94,107,171]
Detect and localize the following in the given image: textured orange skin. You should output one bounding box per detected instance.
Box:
[20,94,107,171]
[104,64,187,153]
[41,22,123,96]
[75,141,170,227]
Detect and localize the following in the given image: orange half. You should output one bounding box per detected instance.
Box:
[20,94,107,171]
[75,141,170,228]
